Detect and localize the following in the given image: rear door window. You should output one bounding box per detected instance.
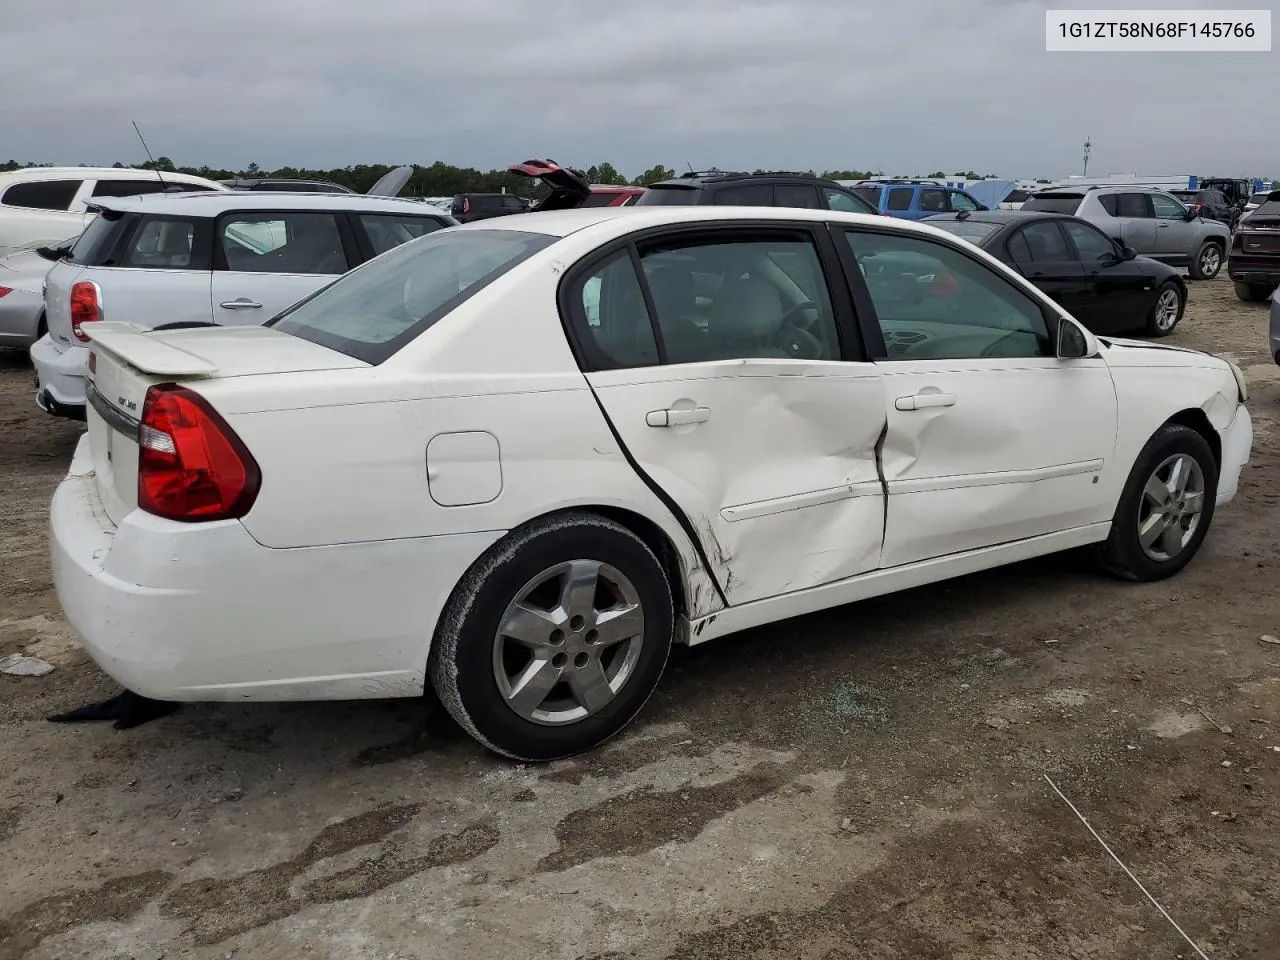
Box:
[220,212,349,274]
[774,184,821,209]
[123,217,208,269]
[270,228,555,364]
[1016,221,1073,261]
[1116,193,1154,218]
[886,188,914,211]
[712,184,774,206]
[356,213,447,257]
[1,179,82,211]
[918,189,948,214]
[91,179,178,198]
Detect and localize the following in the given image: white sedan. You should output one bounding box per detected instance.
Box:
[51,206,1252,761]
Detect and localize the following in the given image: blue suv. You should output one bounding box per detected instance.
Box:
[850,181,987,220]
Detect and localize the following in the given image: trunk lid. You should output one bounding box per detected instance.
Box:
[508,159,592,211]
[83,322,366,524]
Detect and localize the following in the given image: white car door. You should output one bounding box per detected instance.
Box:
[838,227,1117,568]
[568,224,887,606]
[210,210,352,325]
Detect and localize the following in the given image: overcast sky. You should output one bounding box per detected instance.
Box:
[2,0,1276,179]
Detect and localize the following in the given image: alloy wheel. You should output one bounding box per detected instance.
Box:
[1137,453,1206,562]
[493,560,645,725]
[1155,288,1181,330]
[1199,245,1221,277]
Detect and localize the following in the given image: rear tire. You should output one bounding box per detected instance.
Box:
[1143,281,1184,337]
[1188,241,1223,280]
[1233,281,1274,303]
[1094,424,1218,582]
[429,512,674,762]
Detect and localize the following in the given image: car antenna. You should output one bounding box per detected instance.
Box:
[131,120,167,188]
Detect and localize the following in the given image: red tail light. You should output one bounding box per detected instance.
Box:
[462,197,471,214]
[0,287,13,299]
[137,385,260,522]
[70,281,101,342]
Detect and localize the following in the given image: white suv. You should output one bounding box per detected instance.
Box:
[0,167,224,258]
[31,191,456,419]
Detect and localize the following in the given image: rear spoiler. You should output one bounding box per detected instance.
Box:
[83,322,218,377]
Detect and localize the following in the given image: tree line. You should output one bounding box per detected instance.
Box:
[0,158,1004,196]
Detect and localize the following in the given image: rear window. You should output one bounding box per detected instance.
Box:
[1254,198,1280,217]
[269,228,556,364]
[68,211,127,265]
[851,185,882,206]
[634,185,699,206]
[925,219,1002,244]
[1021,193,1083,214]
[581,193,616,207]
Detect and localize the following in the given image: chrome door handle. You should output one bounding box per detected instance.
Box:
[895,393,955,411]
[646,406,711,427]
[219,298,262,309]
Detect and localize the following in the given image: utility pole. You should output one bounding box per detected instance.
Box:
[1083,137,1092,177]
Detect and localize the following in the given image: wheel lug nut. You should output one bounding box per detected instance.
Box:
[585,629,599,645]
[552,652,567,668]
[573,652,589,669]
[549,629,564,645]
[569,615,586,632]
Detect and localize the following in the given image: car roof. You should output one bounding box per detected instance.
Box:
[0,166,218,184]
[449,205,968,240]
[648,171,842,189]
[87,192,448,216]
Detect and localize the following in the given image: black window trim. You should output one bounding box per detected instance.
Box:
[211,208,361,274]
[828,222,1065,362]
[555,219,868,374]
[116,214,215,272]
[347,211,450,262]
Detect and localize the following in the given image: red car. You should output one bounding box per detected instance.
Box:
[508,159,644,210]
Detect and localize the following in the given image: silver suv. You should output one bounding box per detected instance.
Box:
[1022,186,1230,280]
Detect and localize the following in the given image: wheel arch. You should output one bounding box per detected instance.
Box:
[1163,407,1222,468]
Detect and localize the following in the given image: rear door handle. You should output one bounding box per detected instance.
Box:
[219,298,262,309]
[895,393,956,411]
[646,406,711,427]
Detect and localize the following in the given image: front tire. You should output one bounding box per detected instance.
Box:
[430,512,674,761]
[1188,241,1223,280]
[1233,280,1274,303]
[1144,281,1184,336]
[1094,424,1218,582]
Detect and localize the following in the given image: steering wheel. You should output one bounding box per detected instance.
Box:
[777,300,818,330]
[769,321,825,360]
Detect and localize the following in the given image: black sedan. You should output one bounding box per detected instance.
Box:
[924,210,1187,336]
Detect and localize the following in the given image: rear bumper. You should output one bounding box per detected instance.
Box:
[1227,257,1280,284]
[30,334,87,417]
[51,435,503,702]
[1215,403,1252,506]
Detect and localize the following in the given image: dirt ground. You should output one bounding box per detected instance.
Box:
[1,277,1279,960]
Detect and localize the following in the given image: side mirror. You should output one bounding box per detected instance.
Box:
[1057,317,1091,359]
[1184,207,1197,221]
[1119,245,1137,261]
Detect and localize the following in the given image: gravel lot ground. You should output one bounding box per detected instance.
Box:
[1,277,1278,960]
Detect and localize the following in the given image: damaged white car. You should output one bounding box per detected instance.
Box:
[50,206,1252,761]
